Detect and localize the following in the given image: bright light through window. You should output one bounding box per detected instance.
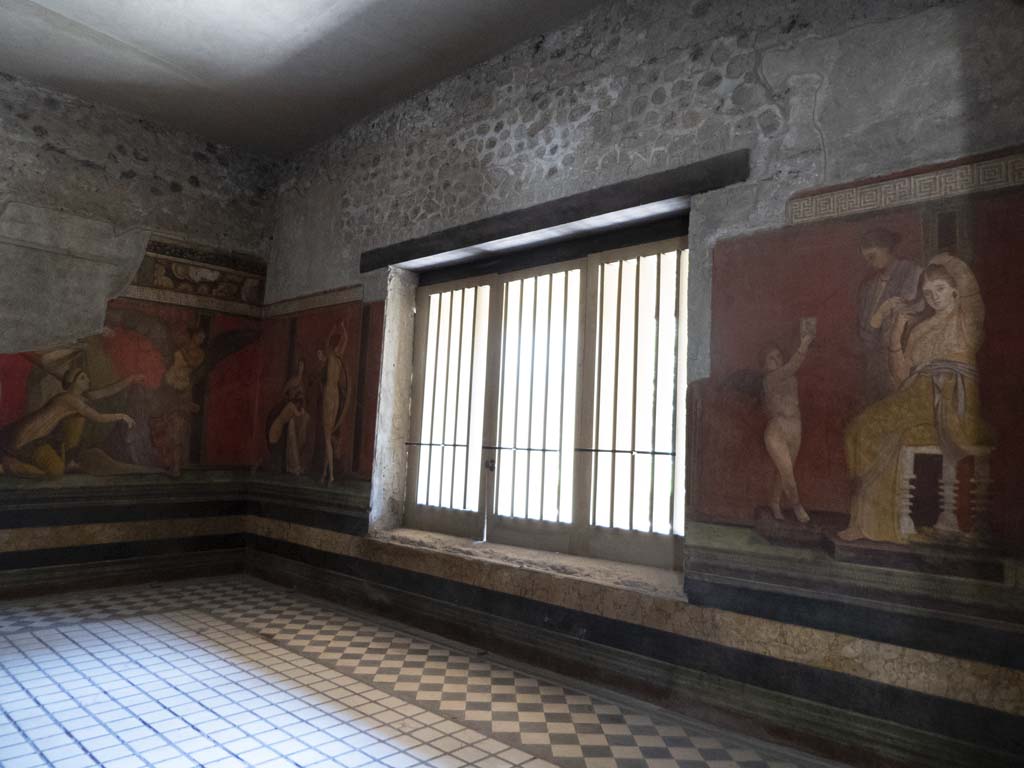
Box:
[408,238,687,557]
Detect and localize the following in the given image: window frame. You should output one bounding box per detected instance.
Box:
[405,236,687,568]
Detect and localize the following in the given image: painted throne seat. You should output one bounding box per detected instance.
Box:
[897,445,992,539]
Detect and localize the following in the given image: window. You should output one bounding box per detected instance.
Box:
[406,238,687,566]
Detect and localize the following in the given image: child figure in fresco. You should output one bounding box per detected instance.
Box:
[761,329,814,524]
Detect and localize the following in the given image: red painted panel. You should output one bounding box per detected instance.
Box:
[700,191,1024,551]
[355,301,385,478]
[0,354,34,429]
[703,209,923,523]
[204,314,262,466]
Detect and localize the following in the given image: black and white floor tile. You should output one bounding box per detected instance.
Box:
[0,576,843,768]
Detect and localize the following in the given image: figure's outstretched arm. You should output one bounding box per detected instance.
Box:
[71,397,135,427]
[86,374,145,401]
[767,335,813,382]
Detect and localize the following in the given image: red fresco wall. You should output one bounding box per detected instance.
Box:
[256,300,381,482]
[204,314,262,466]
[257,315,294,468]
[1,258,385,489]
[697,190,1024,550]
[0,355,33,428]
[1,295,385,485]
[355,302,385,478]
[973,188,1024,549]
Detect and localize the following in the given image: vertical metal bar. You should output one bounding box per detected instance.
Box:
[446,286,466,507]
[668,250,682,532]
[539,274,554,520]
[437,291,454,508]
[510,279,527,518]
[479,280,505,541]
[573,259,597,551]
[424,293,444,506]
[557,272,573,524]
[648,252,661,532]
[629,257,641,532]
[524,276,540,520]
[609,260,624,526]
[556,271,569,520]
[493,283,510,520]
[589,264,605,525]
[462,286,478,510]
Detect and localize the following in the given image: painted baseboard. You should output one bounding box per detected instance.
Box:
[246,549,1023,768]
[0,548,245,599]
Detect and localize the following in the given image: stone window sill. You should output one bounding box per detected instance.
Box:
[370,528,686,602]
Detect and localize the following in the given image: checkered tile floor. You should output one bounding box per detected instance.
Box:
[0,577,843,768]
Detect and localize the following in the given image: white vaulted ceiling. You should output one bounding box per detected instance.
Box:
[0,0,607,154]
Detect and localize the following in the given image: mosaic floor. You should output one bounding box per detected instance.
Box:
[0,576,843,768]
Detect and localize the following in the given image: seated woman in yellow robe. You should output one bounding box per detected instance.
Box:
[839,251,993,543]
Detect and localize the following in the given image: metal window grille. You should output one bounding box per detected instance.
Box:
[407,238,686,557]
[587,247,683,534]
[411,283,490,512]
[493,267,581,523]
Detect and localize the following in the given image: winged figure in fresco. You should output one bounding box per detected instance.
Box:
[722,324,815,524]
[104,308,259,477]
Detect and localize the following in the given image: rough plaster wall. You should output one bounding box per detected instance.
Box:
[269,0,1024,378]
[0,72,279,256]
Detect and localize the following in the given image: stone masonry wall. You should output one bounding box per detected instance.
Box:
[268,0,1024,379]
[0,72,279,257]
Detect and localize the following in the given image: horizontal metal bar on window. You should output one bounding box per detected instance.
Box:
[576,448,675,456]
[483,445,561,453]
[406,441,470,449]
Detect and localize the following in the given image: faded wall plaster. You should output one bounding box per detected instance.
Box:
[0,72,279,257]
[0,202,149,351]
[0,71,280,350]
[267,0,1024,382]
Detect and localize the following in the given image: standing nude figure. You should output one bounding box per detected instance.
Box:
[317,323,349,485]
[761,330,814,523]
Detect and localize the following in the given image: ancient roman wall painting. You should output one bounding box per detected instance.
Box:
[0,299,261,479]
[693,151,1024,556]
[0,238,383,487]
[257,299,383,485]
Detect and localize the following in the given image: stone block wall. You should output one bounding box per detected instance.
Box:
[0,72,278,257]
[267,0,1024,366]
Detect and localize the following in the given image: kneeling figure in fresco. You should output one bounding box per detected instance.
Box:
[0,368,139,478]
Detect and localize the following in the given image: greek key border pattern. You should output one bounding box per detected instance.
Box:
[785,153,1024,225]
